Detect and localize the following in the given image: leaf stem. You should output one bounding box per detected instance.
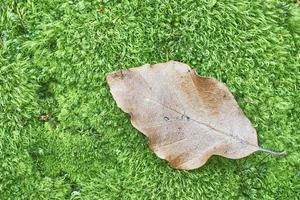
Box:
[258,147,287,157]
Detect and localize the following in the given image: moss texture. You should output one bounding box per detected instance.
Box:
[0,0,299,199]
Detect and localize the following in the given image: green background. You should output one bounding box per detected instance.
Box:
[1,0,299,199]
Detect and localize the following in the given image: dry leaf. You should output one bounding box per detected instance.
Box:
[107,61,286,170]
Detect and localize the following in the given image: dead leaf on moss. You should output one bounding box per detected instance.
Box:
[107,61,286,170]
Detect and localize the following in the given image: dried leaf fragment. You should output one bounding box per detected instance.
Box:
[107,61,286,170]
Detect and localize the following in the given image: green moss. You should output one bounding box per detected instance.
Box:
[0,0,299,199]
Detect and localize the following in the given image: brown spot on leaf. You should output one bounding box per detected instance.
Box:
[146,127,162,150]
[191,74,225,112]
[107,69,132,81]
[108,71,123,81]
[167,154,186,168]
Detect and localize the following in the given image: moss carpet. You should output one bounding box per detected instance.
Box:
[1,0,300,199]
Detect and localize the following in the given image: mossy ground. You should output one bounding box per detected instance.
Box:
[1,0,300,199]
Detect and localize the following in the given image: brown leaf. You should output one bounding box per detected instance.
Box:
[107,61,286,170]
